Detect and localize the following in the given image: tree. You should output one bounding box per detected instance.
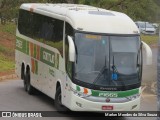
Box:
[47,0,78,3]
[0,0,159,24]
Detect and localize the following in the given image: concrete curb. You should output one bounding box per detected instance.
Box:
[0,74,18,81]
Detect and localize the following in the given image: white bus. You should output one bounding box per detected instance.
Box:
[16,3,152,111]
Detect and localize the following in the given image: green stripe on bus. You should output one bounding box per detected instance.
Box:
[34,44,37,58]
[75,85,139,98]
[40,47,55,68]
[26,41,29,55]
[16,36,59,69]
[35,60,38,74]
[91,88,139,98]
[55,54,59,69]
[16,37,27,54]
[76,86,81,91]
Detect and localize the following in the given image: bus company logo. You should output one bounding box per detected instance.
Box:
[43,51,55,64]
[42,48,59,69]
[99,93,118,98]
[16,39,23,49]
[100,87,117,91]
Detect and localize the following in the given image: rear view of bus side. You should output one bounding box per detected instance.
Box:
[15,4,152,111]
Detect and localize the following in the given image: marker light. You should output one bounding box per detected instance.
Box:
[83,88,88,94]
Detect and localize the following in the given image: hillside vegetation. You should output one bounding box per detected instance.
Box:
[0,0,160,22]
[0,23,15,75]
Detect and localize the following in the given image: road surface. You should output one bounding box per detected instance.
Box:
[0,79,157,120]
[142,47,157,85]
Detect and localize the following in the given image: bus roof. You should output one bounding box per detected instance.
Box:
[20,3,139,34]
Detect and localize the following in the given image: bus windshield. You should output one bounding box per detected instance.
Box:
[138,22,154,28]
[74,33,141,89]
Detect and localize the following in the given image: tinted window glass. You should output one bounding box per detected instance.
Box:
[18,9,33,37]
[18,9,64,56]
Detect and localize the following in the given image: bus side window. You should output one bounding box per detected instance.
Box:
[18,9,33,38]
[18,10,64,57]
[40,17,54,41]
[42,17,64,57]
[32,13,44,42]
[65,23,74,78]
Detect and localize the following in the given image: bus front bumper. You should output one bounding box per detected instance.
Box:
[68,92,140,111]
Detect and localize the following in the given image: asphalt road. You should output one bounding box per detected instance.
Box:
[0,79,157,120]
[142,47,157,85]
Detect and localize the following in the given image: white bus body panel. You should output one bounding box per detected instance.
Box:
[20,3,140,34]
[16,3,143,111]
[16,29,66,99]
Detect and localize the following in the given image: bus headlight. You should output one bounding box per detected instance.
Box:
[75,92,91,98]
[126,94,140,101]
[70,87,91,98]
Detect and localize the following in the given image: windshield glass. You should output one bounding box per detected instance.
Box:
[74,33,141,88]
[110,36,140,86]
[146,23,154,28]
[75,33,109,84]
[138,22,154,28]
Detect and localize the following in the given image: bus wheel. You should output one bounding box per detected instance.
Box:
[23,76,27,91]
[21,64,25,80]
[55,87,68,111]
[25,72,35,95]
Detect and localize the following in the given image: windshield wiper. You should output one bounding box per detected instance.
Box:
[89,56,108,89]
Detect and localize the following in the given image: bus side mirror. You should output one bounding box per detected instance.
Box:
[67,36,76,62]
[141,41,152,65]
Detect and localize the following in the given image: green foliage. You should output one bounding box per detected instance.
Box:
[0,53,14,72]
[0,23,15,72]
[0,44,13,56]
[0,0,159,22]
[141,34,159,45]
[79,0,160,22]
[0,23,16,35]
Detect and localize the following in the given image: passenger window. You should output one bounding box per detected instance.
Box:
[18,9,64,57]
[18,9,33,37]
[43,18,64,57]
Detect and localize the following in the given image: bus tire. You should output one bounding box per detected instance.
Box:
[21,64,25,80]
[23,75,27,91]
[55,87,68,111]
[25,72,35,95]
